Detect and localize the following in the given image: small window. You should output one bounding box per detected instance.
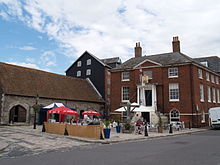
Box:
[143,70,153,79]
[107,88,110,95]
[207,86,211,102]
[213,88,216,103]
[122,72,130,81]
[198,69,203,79]
[77,71,81,77]
[217,89,220,103]
[170,110,180,122]
[107,78,111,85]
[168,68,178,78]
[86,69,91,75]
[211,75,215,83]
[77,61,82,67]
[87,59,91,65]
[122,86,129,101]
[206,72,210,81]
[169,83,179,101]
[200,84,204,102]
[216,77,219,84]
[201,110,205,123]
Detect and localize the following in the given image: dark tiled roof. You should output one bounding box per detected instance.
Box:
[101,57,121,65]
[0,62,104,103]
[111,52,193,71]
[194,56,220,73]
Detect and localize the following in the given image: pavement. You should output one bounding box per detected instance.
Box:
[0,125,208,153]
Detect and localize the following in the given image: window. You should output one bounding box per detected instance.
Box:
[122,86,129,101]
[122,72,130,81]
[168,68,178,78]
[86,69,91,75]
[206,72,210,81]
[198,69,203,79]
[77,71,81,77]
[217,89,220,103]
[207,86,211,102]
[169,83,179,101]
[200,61,208,67]
[77,61,81,67]
[107,78,111,85]
[107,88,110,95]
[200,84,204,102]
[212,88,216,103]
[211,75,215,83]
[201,110,205,123]
[170,110,180,122]
[216,77,219,84]
[87,59,91,65]
[107,71,111,75]
[143,70,153,79]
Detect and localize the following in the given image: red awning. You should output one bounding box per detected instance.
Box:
[82,110,101,116]
[48,106,78,115]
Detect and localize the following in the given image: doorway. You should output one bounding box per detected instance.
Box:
[142,112,150,123]
[145,90,152,106]
[9,105,27,123]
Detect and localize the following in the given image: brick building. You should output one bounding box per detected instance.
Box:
[0,62,104,124]
[110,37,220,127]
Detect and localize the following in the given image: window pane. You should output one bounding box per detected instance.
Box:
[122,87,129,101]
[168,68,178,77]
[122,72,130,81]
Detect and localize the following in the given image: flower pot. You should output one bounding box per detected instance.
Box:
[158,126,163,133]
[116,126,121,133]
[104,128,111,139]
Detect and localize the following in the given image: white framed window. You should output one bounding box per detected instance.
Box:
[200,84,204,102]
[169,83,179,101]
[212,88,216,103]
[87,59,91,65]
[201,110,205,123]
[206,72,210,81]
[168,68,178,78]
[122,86,129,101]
[107,71,111,75]
[217,89,220,103]
[107,88,110,95]
[170,110,180,122]
[216,77,219,84]
[107,78,110,85]
[122,72,130,81]
[211,75,215,83]
[198,69,203,79]
[207,86,211,102]
[77,71,81,77]
[86,69,91,75]
[77,61,82,67]
[143,70,153,79]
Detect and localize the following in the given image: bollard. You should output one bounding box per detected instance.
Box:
[189,122,191,129]
[144,124,148,136]
[42,123,46,132]
[169,123,173,134]
[64,127,68,136]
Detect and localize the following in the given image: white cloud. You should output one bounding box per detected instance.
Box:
[6,62,40,69]
[18,46,36,50]
[1,0,220,62]
[40,51,57,66]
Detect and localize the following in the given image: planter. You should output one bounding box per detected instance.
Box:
[116,126,121,133]
[104,128,111,139]
[158,126,163,133]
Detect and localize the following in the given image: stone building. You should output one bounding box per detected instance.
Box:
[0,62,104,124]
[110,37,220,127]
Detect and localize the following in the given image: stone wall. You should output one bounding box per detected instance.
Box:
[1,94,104,124]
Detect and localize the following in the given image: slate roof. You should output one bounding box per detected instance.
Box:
[0,62,104,103]
[111,52,194,71]
[194,56,220,73]
[101,57,121,65]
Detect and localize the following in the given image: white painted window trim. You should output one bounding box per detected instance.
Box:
[217,89,220,103]
[212,88,216,103]
[122,72,130,81]
[206,72,210,81]
[77,61,82,67]
[121,86,129,102]
[207,86,211,103]
[168,68,178,78]
[200,84,204,102]
[77,70,81,77]
[86,69,91,75]
[169,83,180,102]
[87,59,91,65]
[198,69,203,79]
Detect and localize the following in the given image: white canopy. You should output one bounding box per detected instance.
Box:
[43,103,65,109]
[114,107,127,112]
[133,105,155,112]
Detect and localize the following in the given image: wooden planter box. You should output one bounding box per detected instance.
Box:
[44,122,66,135]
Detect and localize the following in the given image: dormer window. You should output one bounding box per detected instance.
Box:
[87,59,91,65]
[77,61,82,67]
[168,68,178,78]
[200,61,208,67]
[122,72,130,81]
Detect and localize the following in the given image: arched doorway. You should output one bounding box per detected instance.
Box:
[170,109,180,122]
[9,105,27,123]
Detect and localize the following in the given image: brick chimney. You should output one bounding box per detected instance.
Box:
[135,42,142,58]
[172,36,180,52]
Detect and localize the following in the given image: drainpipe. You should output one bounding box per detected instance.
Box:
[190,64,194,127]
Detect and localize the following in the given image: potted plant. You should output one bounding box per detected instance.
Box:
[103,119,111,139]
[115,119,121,133]
[122,122,132,133]
[158,116,163,133]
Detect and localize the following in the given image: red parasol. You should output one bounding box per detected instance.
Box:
[82,110,101,116]
[48,106,78,115]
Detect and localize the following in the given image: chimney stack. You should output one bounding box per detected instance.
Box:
[135,42,142,58]
[172,36,180,52]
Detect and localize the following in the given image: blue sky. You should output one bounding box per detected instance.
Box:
[0,0,220,74]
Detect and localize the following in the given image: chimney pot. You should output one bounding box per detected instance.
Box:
[172,36,180,52]
[135,42,142,58]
